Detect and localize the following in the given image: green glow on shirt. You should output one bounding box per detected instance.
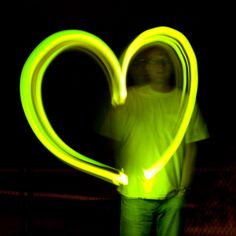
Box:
[20,26,197,185]
[121,27,197,180]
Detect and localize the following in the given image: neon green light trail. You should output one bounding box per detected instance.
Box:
[121,27,198,180]
[20,30,127,186]
[20,26,197,185]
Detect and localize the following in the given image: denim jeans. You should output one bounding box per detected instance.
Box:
[120,195,185,236]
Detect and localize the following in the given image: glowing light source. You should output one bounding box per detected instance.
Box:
[20,26,197,185]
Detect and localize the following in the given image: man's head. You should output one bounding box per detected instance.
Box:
[144,46,174,86]
[128,45,177,91]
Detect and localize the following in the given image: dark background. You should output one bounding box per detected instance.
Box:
[4,0,235,169]
[1,1,236,235]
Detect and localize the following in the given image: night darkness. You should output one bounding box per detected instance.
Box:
[1,1,236,235]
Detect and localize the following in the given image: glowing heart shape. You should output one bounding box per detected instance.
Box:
[20,26,198,186]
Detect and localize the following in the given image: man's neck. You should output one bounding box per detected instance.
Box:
[150,83,174,93]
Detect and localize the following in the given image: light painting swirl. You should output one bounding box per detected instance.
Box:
[20,26,198,185]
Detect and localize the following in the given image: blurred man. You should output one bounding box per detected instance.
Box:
[99,44,209,236]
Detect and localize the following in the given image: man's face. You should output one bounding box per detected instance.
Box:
[145,48,173,85]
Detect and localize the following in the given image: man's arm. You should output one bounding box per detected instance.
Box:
[178,142,197,196]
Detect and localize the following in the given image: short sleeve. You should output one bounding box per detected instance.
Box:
[185,103,209,143]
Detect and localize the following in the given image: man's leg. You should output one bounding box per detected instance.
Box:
[120,196,155,236]
[156,196,185,236]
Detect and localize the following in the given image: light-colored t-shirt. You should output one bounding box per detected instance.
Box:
[100,85,209,199]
